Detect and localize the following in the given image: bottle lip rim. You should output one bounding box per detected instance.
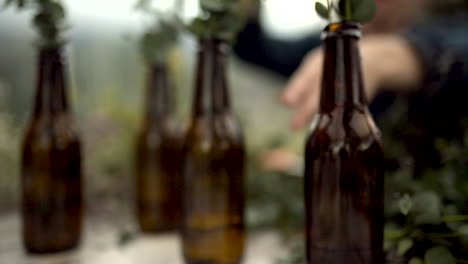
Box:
[321,21,362,40]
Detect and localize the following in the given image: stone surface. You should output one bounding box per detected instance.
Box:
[0,212,288,264]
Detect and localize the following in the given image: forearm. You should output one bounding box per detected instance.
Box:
[365,34,424,94]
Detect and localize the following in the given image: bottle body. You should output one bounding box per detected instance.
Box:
[304,22,384,264]
[304,109,384,263]
[21,47,82,253]
[181,39,245,264]
[135,65,182,232]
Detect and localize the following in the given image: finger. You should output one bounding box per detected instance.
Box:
[279,51,322,106]
[290,85,320,130]
[279,68,314,106]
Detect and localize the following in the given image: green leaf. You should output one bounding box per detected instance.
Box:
[384,223,406,240]
[215,9,245,41]
[424,246,455,264]
[134,0,151,10]
[33,13,52,31]
[46,2,65,22]
[200,0,232,12]
[398,194,412,215]
[325,0,376,22]
[459,225,468,248]
[397,238,413,256]
[444,205,462,231]
[315,2,329,20]
[408,257,423,264]
[351,0,376,22]
[412,191,442,225]
[383,239,395,251]
[187,17,208,37]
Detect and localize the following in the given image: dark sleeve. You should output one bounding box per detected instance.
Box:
[402,13,468,138]
[233,19,321,77]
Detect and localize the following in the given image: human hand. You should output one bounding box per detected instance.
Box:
[258,148,302,173]
[279,34,423,130]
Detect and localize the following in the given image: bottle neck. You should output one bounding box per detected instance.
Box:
[192,38,231,117]
[145,64,171,121]
[33,46,68,117]
[319,22,367,113]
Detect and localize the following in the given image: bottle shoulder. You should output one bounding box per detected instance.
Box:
[214,112,244,142]
[139,117,182,140]
[23,114,80,151]
[182,113,244,155]
[306,109,382,151]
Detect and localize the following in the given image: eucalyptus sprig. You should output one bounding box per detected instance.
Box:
[3,0,66,47]
[315,0,376,23]
[134,0,181,64]
[187,0,253,42]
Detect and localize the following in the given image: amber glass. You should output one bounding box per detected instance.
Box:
[181,38,245,264]
[304,22,384,264]
[135,64,182,232]
[21,46,82,254]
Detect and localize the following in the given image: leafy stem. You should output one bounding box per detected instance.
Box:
[345,0,352,20]
[3,0,66,47]
[134,0,181,64]
[315,0,376,23]
[187,0,254,42]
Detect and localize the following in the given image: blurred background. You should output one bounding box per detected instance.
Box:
[0,0,324,211]
[1,0,467,263]
[0,0,323,262]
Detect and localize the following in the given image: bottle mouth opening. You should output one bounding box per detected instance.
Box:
[321,21,362,40]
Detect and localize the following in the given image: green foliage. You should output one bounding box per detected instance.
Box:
[409,257,424,264]
[246,162,304,233]
[200,0,236,12]
[424,246,456,264]
[315,0,376,23]
[272,98,468,264]
[460,225,468,246]
[0,90,20,209]
[134,0,181,64]
[0,112,20,208]
[399,194,413,216]
[412,192,442,225]
[3,0,66,47]
[380,100,468,263]
[315,2,329,20]
[397,238,414,256]
[187,0,253,42]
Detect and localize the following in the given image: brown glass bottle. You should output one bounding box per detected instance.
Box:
[135,63,182,232]
[21,46,82,254]
[304,22,384,264]
[181,38,245,264]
